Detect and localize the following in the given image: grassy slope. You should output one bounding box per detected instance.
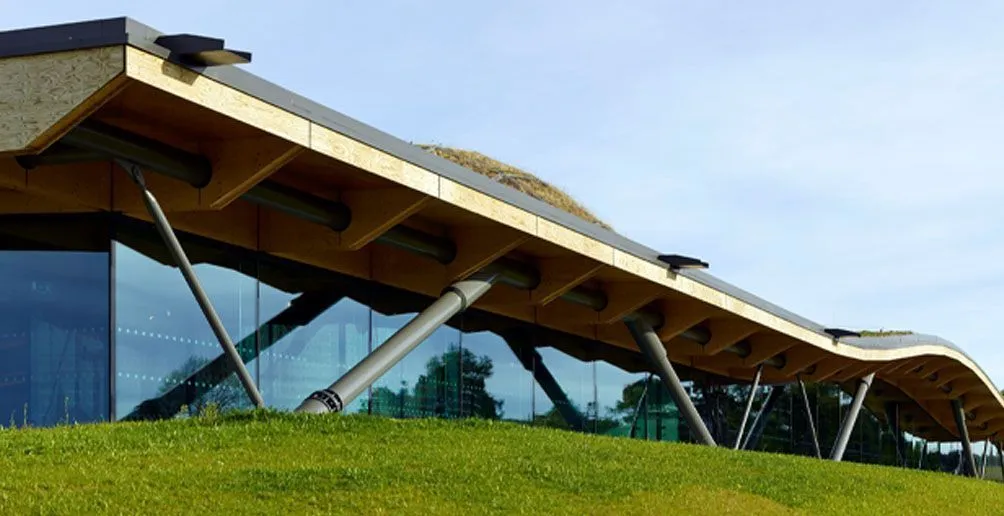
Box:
[0,412,1000,515]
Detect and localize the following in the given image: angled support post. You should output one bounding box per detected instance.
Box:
[980,439,989,478]
[884,401,906,466]
[996,442,1004,481]
[742,385,784,450]
[797,374,822,459]
[624,317,716,446]
[734,363,764,449]
[504,332,586,431]
[830,373,875,461]
[118,159,265,409]
[952,398,977,477]
[297,269,499,413]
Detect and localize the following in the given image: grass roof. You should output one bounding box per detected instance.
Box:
[420,145,611,230]
[858,330,914,337]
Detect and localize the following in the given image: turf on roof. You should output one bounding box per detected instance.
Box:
[421,145,611,230]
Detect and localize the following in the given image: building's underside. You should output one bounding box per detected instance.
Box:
[0,17,1001,460]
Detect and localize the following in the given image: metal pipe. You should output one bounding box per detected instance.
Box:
[296,269,499,413]
[505,333,586,431]
[625,318,715,446]
[45,123,790,370]
[742,385,783,450]
[830,373,875,461]
[980,439,990,478]
[73,122,213,187]
[15,143,106,168]
[243,180,352,229]
[952,398,977,477]
[997,442,1004,481]
[734,364,764,449]
[797,375,822,459]
[117,159,264,409]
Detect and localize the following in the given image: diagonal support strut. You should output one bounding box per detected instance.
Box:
[797,374,822,459]
[952,398,977,477]
[624,317,716,446]
[734,364,764,449]
[830,373,874,461]
[297,269,499,413]
[117,159,265,409]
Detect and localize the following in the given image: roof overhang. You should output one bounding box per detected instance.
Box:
[0,17,1000,443]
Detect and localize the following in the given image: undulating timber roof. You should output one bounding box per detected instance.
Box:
[0,17,999,443]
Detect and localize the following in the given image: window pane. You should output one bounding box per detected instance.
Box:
[256,284,371,412]
[0,216,110,427]
[113,236,256,420]
[459,330,532,422]
[594,361,653,438]
[533,347,593,431]
[367,312,461,419]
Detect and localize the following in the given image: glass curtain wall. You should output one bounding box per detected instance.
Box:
[0,215,111,427]
[0,214,964,473]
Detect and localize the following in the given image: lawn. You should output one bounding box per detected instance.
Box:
[0,411,1000,514]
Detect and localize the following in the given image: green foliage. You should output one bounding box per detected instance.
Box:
[0,412,1000,514]
[858,330,914,337]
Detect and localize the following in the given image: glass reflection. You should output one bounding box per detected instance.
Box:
[0,250,110,426]
[113,240,256,419]
[255,284,370,412]
[460,330,533,422]
[367,312,461,418]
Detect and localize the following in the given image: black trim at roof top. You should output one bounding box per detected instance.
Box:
[0,17,833,339]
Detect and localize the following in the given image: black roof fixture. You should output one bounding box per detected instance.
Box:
[154,34,251,67]
[824,328,862,339]
[657,254,709,271]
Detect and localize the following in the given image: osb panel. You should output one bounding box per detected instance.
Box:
[309,124,439,196]
[439,178,537,234]
[537,219,614,264]
[0,46,125,154]
[125,47,310,147]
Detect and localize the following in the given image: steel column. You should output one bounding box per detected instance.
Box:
[830,373,875,461]
[119,160,265,409]
[297,270,499,413]
[734,364,764,449]
[997,442,1004,481]
[952,398,977,477]
[980,439,990,478]
[742,385,784,450]
[624,318,715,446]
[797,375,822,459]
[505,334,585,431]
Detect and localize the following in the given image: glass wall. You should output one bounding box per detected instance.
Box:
[0,214,971,476]
[113,234,257,420]
[0,216,110,427]
[459,329,534,422]
[365,312,461,418]
[256,286,371,413]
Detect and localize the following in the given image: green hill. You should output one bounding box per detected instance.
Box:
[0,411,999,514]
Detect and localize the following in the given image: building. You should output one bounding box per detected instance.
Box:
[0,17,999,475]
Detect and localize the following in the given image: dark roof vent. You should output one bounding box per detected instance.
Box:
[155,34,251,67]
[657,254,709,270]
[824,328,861,339]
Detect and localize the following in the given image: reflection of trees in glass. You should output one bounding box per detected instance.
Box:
[139,356,247,418]
[365,346,503,420]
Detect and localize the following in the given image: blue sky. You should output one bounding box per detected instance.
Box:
[5,2,1004,386]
